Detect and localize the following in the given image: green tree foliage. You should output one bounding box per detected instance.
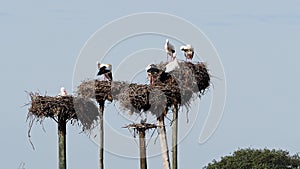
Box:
[204,148,300,169]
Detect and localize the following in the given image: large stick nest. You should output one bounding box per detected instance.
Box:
[77,62,210,116]
[27,93,99,132]
[156,62,210,93]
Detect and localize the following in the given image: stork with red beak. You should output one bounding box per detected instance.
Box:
[164,39,176,62]
[146,64,160,85]
[180,44,194,61]
[58,87,67,97]
[97,62,113,81]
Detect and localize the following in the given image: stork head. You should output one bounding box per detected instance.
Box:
[97,61,101,69]
[60,87,66,92]
[106,64,112,71]
[60,87,67,96]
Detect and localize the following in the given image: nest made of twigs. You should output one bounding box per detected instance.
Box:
[156,62,210,93]
[27,92,99,131]
[76,62,210,116]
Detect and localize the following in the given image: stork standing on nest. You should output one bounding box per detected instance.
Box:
[97,62,113,81]
[164,39,176,62]
[58,87,67,97]
[180,44,194,61]
[146,64,160,85]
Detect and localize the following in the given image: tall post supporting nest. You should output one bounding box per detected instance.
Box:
[123,123,157,169]
[158,109,171,169]
[27,94,99,169]
[172,104,179,169]
[58,111,67,169]
[139,128,147,169]
[99,100,105,169]
[76,62,211,169]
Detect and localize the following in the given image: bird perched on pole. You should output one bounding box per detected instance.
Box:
[164,39,176,62]
[145,64,160,85]
[180,44,194,61]
[97,62,113,81]
[58,87,67,97]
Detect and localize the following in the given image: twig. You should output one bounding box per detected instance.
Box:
[28,118,35,150]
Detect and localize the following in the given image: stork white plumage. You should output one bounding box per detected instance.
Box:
[180,44,194,61]
[97,62,113,81]
[165,58,180,73]
[172,52,177,61]
[164,39,176,62]
[145,64,160,85]
[58,87,67,97]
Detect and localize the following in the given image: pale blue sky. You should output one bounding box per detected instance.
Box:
[1,1,300,168]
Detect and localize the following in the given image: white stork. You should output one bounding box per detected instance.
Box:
[145,64,160,85]
[58,87,67,97]
[180,44,194,61]
[164,39,176,62]
[97,62,113,81]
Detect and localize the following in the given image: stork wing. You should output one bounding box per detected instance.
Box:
[169,43,175,53]
[97,62,101,69]
[107,72,113,81]
[97,66,108,76]
[147,67,160,73]
[180,45,188,51]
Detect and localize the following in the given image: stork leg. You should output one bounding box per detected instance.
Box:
[166,53,169,63]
